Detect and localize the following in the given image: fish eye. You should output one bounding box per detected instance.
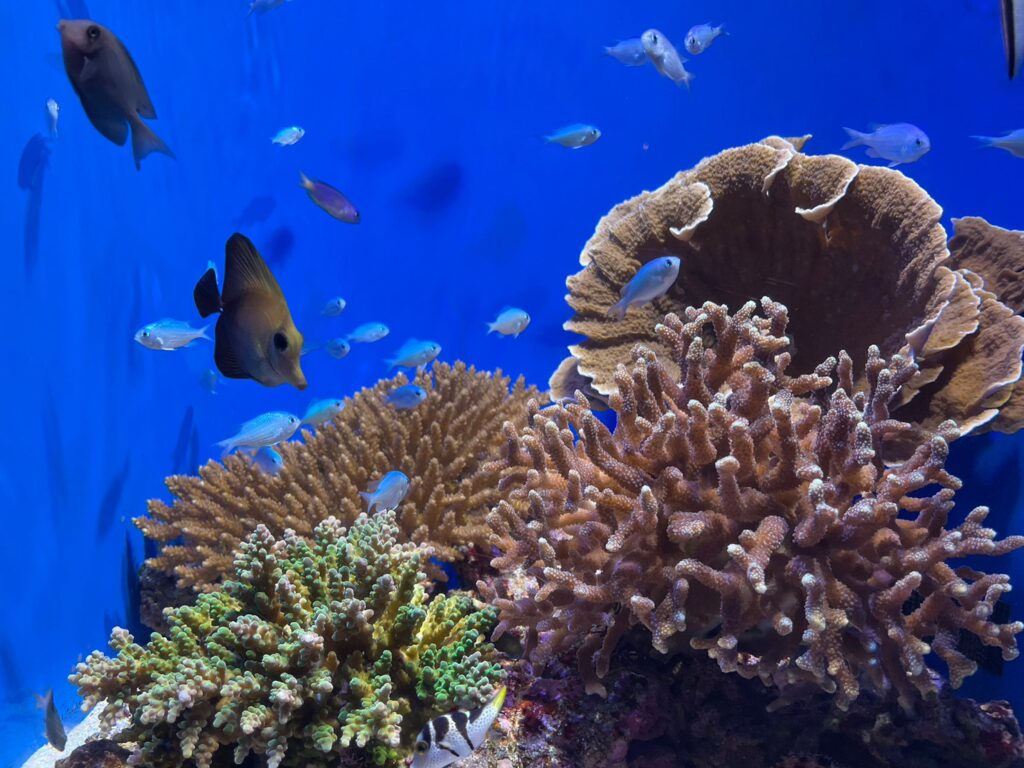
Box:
[651,33,658,43]
[915,138,922,145]
[414,741,429,754]
[274,332,288,351]
[87,25,100,40]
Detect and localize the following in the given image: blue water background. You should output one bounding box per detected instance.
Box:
[0,1,1021,764]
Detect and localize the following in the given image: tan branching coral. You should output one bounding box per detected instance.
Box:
[482,300,1024,710]
[138,361,542,591]
[557,137,1024,438]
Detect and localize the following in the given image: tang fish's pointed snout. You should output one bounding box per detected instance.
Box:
[289,366,308,391]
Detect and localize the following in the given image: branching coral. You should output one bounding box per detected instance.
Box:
[482,299,1024,710]
[73,511,504,768]
[138,361,541,591]
[556,137,1024,438]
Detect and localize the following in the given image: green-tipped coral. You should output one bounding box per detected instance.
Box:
[70,511,503,768]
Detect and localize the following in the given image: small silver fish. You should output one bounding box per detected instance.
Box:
[387,339,442,369]
[46,99,59,138]
[487,308,530,337]
[1003,0,1024,79]
[974,129,1024,158]
[347,322,390,343]
[409,687,507,768]
[217,411,299,453]
[327,338,351,358]
[134,319,210,351]
[684,24,726,55]
[271,126,304,146]
[609,256,680,320]
[35,690,66,752]
[604,38,647,66]
[360,470,410,512]
[300,172,360,223]
[321,297,347,317]
[199,368,219,394]
[252,446,283,475]
[544,123,601,149]
[641,29,694,89]
[385,384,428,410]
[842,123,930,166]
[302,398,345,427]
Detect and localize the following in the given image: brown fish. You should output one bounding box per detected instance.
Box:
[194,233,307,390]
[57,19,174,169]
[34,689,67,752]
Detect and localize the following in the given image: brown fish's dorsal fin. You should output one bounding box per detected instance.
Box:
[214,322,250,379]
[194,264,222,318]
[223,233,282,305]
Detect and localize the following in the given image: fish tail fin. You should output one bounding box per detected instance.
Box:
[198,325,212,341]
[385,358,396,369]
[718,24,729,35]
[607,299,628,320]
[130,117,174,171]
[486,322,496,334]
[971,135,996,147]
[841,127,867,150]
[359,492,374,512]
[298,171,313,190]
[678,71,695,90]
[193,266,222,318]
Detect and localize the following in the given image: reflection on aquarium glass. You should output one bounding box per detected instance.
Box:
[4,2,1024,767]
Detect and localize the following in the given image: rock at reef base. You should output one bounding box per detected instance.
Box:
[55,741,129,768]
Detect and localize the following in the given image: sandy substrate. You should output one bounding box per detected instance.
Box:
[20,707,103,768]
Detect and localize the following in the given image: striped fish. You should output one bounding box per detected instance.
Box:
[1004,0,1024,79]
[409,687,507,768]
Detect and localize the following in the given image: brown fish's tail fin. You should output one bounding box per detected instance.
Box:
[194,264,222,318]
[130,116,174,170]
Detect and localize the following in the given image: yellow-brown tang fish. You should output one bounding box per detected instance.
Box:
[194,233,307,390]
[58,19,174,169]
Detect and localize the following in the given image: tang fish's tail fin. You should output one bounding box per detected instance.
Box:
[194,266,222,318]
[130,117,174,170]
[841,127,868,150]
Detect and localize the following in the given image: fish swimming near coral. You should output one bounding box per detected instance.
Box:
[385,383,428,410]
[641,29,694,88]
[194,233,307,390]
[544,123,601,148]
[216,411,299,454]
[57,19,174,169]
[487,307,530,337]
[604,38,648,66]
[301,398,345,427]
[359,470,410,512]
[409,686,507,768]
[299,171,360,223]
[1003,0,1024,78]
[973,129,1024,158]
[841,123,930,166]
[684,24,726,55]
[252,446,283,475]
[608,256,680,319]
[386,339,442,369]
[34,689,67,752]
[134,319,210,350]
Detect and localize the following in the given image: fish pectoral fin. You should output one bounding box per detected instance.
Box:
[214,324,250,380]
[194,266,222,318]
[223,233,283,304]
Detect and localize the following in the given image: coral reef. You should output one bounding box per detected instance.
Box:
[72,511,504,768]
[56,741,130,768]
[138,361,541,591]
[556,137,1024,438]
[452,648,1024,768]
[482,300,1024,709]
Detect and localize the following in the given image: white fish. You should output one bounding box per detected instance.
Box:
[360,470,410,513]
[973,129,1024,158]
[1003,0,1024,79]
[609,256,680,320]
[302,398,345,426]
[604,38,647,66]
[409,687,507,768]
[841,123,930,166]
[487,308,530,337]
[321,297,346,317]
[216,411,299,454]
[46,99,59,138]
[641,29,694,89]
[544,123,601,149]
[684,24,726,55]
[134,319,210,351]
[252,446,283,475]
[271,126,305,146]
[347,322,390,343]
[386,339,441,369]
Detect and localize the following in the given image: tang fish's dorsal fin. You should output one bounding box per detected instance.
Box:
[222,232,282,304]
